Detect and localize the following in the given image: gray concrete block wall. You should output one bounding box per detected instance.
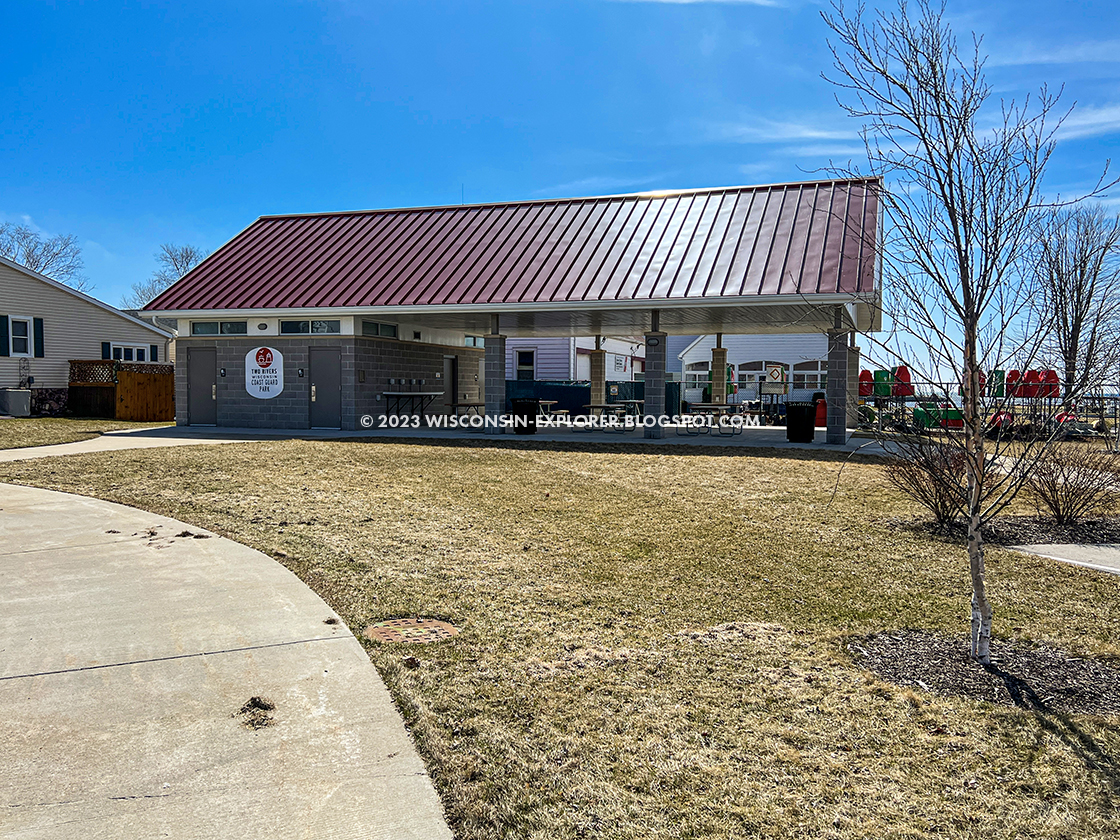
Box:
[483,335,506,435]
[643,332,667,439]
[352,338,483,425]
[826,329,850,445]
[176,335,483,430]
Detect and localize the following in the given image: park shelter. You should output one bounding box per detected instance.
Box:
[145,177,881,442]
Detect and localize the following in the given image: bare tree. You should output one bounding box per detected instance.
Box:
[122,243,209,309]
[822,0,1112,663]
[1030,205,1120,402]
[0,222,91,292]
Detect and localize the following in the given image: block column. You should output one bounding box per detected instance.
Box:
[710,346,728,404]
[589,336,606,407]
[826,328,850,445]
[484,331,507,435]
[643,330,667,439]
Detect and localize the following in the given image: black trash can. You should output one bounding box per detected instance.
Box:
[511,398,539,435]
[786,401,816,443]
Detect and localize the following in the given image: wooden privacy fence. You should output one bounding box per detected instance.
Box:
[68,360,175,421]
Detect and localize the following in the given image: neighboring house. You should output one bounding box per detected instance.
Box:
[0,255,173,414]
[505,337,645,382]
[679,333,856,403]
[664,336,697,381]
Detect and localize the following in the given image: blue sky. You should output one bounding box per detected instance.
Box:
[3,0,1119,306]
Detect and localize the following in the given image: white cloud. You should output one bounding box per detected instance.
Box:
[703,117,853,144]
[1055,104,1120,141]
[780,143,868,159]
[532,174,668,197]
[989,39,1120,67]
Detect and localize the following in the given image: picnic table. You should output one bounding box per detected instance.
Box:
[450,402,485,416]
[686,403,743,436]
[582,404,629,433]
[616,399,644,416]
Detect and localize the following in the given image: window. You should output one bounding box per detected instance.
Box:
[111,344,147,362]
[280,319,341,335]
[191,321,246,335]
[685,361,710,387]
[516,350,535,380]
[10,318,30,356]
[362,320,398,338]
[464,335,485,347]
[792,360,828,390]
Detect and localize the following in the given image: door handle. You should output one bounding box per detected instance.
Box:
[311,384,317,402]
[211,384,216,400]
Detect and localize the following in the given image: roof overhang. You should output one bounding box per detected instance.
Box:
[147,292,880,338]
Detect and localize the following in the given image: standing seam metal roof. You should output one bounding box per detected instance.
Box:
[146,178,880,312]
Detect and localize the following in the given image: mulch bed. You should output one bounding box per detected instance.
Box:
[885,515,1120,546]
[848,630,1120,717]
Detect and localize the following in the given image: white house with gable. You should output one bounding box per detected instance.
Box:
[678,333,835,403]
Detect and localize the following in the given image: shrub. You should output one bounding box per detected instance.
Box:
[884,435,970,526]
[1025,444,1120,526]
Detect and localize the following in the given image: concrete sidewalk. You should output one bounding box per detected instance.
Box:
[0,421,887,462]
[0,483,451,840]
[1011,543,1120,576]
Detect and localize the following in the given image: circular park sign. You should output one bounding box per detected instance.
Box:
[245,346,283,399]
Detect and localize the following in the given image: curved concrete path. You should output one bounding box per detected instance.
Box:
[1011,543,1120,576]
[0,483,451,840]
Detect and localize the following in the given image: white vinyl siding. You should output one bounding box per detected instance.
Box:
[680,334,830,402]
[505,339,572,380]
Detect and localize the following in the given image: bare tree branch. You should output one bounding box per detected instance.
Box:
[121,243,209,309]
[0,223,91,292]
[821,0,1117,663]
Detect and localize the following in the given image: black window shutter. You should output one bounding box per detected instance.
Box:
[150,344,159,362]
[0,316,8,357]
[101,341,111,360]
[33,318,45,358]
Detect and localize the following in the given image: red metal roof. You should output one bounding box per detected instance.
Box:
[147,179,880,312]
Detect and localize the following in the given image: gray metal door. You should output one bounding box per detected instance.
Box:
[443,355,458,413]
[187,347,217,425]
[309,347,342,428]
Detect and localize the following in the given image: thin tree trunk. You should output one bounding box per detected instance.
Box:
[1064,362,1077,407]
[968,516,993,663]
[964,326,993,664]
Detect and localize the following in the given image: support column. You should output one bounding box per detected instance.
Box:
[643,331,667,439]
[826,329,850,445]
[484,333,507,435]
[710,339,728,405]
[589,336,606,407]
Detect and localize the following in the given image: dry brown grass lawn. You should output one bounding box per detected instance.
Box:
[2,438,1119,839]
[0,418,170,449]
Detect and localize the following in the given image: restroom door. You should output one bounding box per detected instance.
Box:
[309,347,342,429]
[443,355,459,413]
[187,347,217,425]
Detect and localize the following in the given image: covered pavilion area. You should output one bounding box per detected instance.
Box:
[146,178,882,444]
